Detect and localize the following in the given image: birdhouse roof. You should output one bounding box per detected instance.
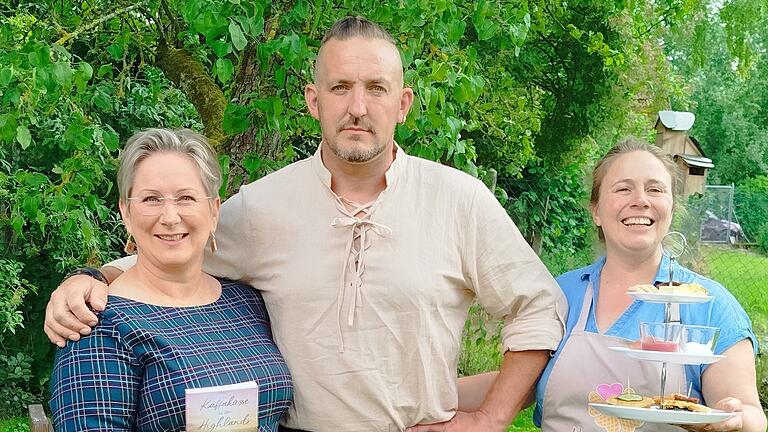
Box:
[688,136,708,158]
[656,110,695,131]
[675,153,714,168]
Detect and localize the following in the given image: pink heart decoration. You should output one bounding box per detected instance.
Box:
[596,383,624,401]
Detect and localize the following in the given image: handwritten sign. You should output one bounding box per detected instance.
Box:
[185,381,259,432]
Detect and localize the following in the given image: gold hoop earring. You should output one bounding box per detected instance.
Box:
[124,234,137,255]
[209,232,218,254]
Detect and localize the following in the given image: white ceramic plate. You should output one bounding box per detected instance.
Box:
[609,346,725,365]
[628,291,714,304]
[589,403,734,425]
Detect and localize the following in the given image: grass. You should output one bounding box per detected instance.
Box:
[0,418,27,432]
[697,245,768,322]
[697,245,768,406]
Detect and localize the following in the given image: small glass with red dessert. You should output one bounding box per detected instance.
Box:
[639,322,683,352]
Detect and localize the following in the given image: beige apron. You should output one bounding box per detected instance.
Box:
[541,282,687,431]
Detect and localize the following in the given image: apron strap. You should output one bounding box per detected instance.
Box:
[575,281,682,331]
[575,280,594,331]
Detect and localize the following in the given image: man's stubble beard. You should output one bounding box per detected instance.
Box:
[327,133,387,163]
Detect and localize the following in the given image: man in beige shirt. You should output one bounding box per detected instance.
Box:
[45,16,566,432]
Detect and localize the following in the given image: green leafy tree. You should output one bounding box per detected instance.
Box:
[3,0,766,418]
[0,4,200,416]
[666,0,768,185]
[734,176,768,242]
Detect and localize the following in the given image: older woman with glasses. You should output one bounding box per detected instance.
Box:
[49,128,293,431]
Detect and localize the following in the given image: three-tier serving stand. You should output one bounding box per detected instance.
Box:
[592,232,729,426]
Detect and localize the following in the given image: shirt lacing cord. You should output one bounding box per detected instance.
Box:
[330,200,392,352]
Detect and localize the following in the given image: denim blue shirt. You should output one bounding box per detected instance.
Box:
[533,254,757,426]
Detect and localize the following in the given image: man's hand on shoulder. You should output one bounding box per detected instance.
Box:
[406,410,507,432]
[44,274,109,347]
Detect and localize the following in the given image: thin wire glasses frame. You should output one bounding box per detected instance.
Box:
[126,194,214,216]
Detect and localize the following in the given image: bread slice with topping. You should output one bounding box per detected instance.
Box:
[606,393,656,408]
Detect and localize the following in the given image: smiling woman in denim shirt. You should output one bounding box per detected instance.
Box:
[533,138,765,432]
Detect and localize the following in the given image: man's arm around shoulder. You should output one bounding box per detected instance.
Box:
[44,257,133,346]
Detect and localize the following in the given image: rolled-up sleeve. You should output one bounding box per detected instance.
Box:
[104,255,136,272]
[463,182,566,353]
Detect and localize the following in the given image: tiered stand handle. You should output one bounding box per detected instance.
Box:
[658,232,687,405]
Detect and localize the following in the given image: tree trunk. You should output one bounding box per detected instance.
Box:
[223,35,285,195]
[154,42,228,151]
[154,11,291,195]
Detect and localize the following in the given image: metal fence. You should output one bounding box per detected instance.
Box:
[682,245,767,314]
[673,186,768,405]
[673,184,766,298]
[697,185,739,244]
[674,185,766,318]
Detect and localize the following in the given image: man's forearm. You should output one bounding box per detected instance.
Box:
[458,371,499,412]
[477,350,549,429]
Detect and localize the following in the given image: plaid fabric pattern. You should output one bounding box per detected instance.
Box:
[50,279,293,432]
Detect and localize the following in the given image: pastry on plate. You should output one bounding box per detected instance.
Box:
[653,394,711,412]
[659,399,711,412]
[606,392,655,408]
[628,282,709,297]
[627,284,659,293]
[656,282,708,296]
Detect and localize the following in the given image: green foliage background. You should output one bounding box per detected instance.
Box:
[2,0,768,423]
[734,176,768,244]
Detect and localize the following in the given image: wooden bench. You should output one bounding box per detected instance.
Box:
[28,404,53,432]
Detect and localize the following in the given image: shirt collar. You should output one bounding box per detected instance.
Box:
[654,253,673,284]
[653,253,697,284]
[384,143,406,189]
[310,142,406,191]
[311,145,332,188]
[579,255,606,283]
[580,253,684,285]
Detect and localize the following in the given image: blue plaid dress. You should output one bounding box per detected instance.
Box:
[50,279,293,431]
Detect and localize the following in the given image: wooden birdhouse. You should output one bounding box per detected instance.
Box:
[655,111,714,198]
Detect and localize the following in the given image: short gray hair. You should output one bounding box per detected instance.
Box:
[117,128,221,202]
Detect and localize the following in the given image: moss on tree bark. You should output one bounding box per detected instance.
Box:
[155,42,227,152]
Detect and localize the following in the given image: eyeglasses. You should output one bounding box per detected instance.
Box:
[126,194,213,216]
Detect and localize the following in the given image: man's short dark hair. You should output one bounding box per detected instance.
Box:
[314,16,400,81]
[321,16,396,46]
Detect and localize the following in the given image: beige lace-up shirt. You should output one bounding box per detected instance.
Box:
[111,145,566,431]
